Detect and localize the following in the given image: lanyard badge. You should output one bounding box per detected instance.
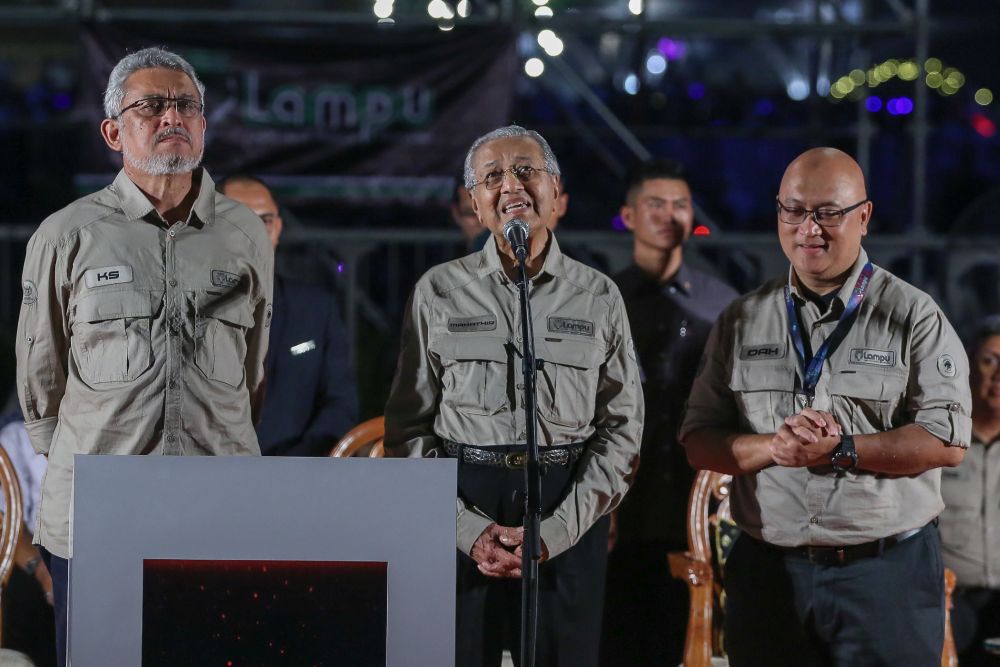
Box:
[784,262,874,406]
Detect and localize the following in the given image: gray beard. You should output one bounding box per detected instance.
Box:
[123,149,203,176]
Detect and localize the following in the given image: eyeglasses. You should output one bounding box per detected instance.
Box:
[471,165,552,190]
[115,96,204,120]
[776,198,869,228]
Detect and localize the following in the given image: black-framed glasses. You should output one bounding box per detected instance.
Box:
[776,198,869,227]
[114,96,204,120]
[471,165,552,190]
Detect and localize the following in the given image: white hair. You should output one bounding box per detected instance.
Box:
[463,125,561,190]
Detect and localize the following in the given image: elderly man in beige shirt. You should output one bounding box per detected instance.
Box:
[680,147,971,667]
[384,125,642,667]
[16,46,272,666]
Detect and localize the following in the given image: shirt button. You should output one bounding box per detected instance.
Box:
[165,434,174,443]
[168,279,177,287]
[810,516,820,525]
[25,335,33,343]
[168,230,176,238]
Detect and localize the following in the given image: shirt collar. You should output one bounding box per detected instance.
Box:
[479,229,565,281]
[111,167,216,226]
[787,247,869,309]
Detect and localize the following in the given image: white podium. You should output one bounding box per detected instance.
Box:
[69,456,456,666]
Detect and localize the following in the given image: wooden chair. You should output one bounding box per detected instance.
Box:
[329,416,385,458]
[0,445,24,647]
[668,470,959,667]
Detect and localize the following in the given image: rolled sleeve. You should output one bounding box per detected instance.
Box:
[16,234,69,455]
[544,292,643,559]
[906,309,972,448]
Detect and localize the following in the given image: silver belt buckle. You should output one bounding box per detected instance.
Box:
[504,452,527,469]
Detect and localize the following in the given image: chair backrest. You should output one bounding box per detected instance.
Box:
[1,444,24,648]
[0,445,22,591]
[671,469,959,667]
[329,416,385,458]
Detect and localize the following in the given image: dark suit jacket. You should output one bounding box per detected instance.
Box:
[256,275,358,456]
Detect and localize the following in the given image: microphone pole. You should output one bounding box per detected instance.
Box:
[502,219,541,667]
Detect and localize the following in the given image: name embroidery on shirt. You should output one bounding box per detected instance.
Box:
[84,265,133,288]
[448,315,497,332]
[211,270,242,290]
[548,317,594,337]
[849,348,896,367]
[739,343,787,360]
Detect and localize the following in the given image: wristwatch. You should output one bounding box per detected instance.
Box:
[831,433,858,472]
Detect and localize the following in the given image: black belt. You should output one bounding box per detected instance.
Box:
[443,442,586,470]
[757,521,933,566]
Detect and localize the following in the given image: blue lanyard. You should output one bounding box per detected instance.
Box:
[783,262,874,403]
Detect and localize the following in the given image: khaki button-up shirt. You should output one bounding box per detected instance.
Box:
[384,234,643,558]
[940,432,1000,588]
[16,168,273,558]
[681,249,972,547]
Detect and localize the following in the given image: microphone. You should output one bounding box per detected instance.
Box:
[502,218,529,260]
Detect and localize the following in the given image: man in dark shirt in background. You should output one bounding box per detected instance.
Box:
[602,159,738,666]
[221,175,358,456]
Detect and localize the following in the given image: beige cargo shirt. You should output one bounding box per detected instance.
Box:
[16,168,273,558]
[940,432,1000,588]
[384,233,643,558]
[681,249,971,547]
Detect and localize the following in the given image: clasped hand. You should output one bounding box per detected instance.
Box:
[471,523,549,578]
[770,407,843,468]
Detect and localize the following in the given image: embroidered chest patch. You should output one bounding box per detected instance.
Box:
[849,348,896,367]
[84,265,133,288]
[739,343,787,360]
[211,270,242,289]
[548,317,594,337]
[447,315,497,333]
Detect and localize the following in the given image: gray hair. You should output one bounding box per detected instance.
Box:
[103,46,206,119]
[462,125,561,190]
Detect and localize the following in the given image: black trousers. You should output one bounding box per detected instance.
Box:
[724,525,945,667]
[600,540,688,667]
[1,567,56,667]
[455,452,609,667]
[951,586,1000,666]
[39,547,69,667]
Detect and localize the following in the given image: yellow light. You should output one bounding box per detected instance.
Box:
[925,72,943,89]
[849,69,866,85]
[940,82,957,96]
[877,63,893,80]
[830,86,845,99]
[946,71,965,87]
[884,61,898,76]
[924,57,942,73]
[867,69,879,86]
[898,61,919,81]
[975,88,994,106]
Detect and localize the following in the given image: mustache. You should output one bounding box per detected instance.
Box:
[155,127,192,144]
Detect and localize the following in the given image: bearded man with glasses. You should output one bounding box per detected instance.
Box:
[16,46,273,666]
[680,147,971,666]
[385,125,643,667]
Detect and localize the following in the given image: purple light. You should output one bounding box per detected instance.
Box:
[687,82,705,101]
[865,96,882,113]
[611,215,627,231]
[896,96,914,114]
[52,93,72,111]
[656,37,686,61]
[753,98,775,116]
[337,263,345,273]
[886,98,900,115]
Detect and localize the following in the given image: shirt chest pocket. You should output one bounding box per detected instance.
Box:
[537,338,604,429]
[827,371,907,434]
[71,290,160,384]
[191,292,256,388]
[729,364,796,433]
[432,336,510,416]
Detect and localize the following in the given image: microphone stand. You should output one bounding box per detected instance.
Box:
[513,248,542,667]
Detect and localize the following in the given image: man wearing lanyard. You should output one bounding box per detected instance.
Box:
[680,147,971,667]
